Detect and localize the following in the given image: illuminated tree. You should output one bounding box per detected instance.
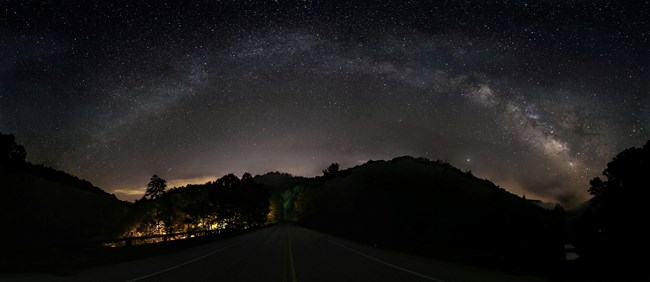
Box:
[143,175,167,200]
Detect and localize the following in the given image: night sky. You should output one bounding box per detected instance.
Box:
[1,1,648,206]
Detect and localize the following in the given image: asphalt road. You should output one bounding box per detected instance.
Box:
[2,224,547,282]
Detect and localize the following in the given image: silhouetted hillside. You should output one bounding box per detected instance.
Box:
[1,133,129,271]
[284,157,565,268]
[1,167,129,242]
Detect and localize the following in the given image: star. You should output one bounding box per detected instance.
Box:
[1,1,646,207]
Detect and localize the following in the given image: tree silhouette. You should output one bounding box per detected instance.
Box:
[0,132,26,165]
[215,173,240,189]
[588,141,650,200]
[322,163,339,177]
[577,140,650,262]
[242,172,253,183]
[143,175,167,200]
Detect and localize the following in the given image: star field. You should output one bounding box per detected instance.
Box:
[1,1,648,206]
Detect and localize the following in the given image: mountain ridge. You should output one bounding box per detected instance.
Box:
[272,156,565,268]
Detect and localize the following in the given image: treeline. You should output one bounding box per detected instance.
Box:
[124,173,270,237]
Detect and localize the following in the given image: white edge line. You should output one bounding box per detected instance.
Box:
[124,232,260,282]
[317,233,450,282]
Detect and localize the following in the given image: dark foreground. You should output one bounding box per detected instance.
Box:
[2,224,550,282]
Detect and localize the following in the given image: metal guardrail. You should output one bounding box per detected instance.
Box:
[100,228,229,247]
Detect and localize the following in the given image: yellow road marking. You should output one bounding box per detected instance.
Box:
[288,239,298,282]
[283,232,298,282]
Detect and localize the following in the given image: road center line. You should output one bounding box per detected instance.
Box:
[288,238,298,282]
[317,233,450,282]
[283,230,298,282]
[124,231,261,282]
